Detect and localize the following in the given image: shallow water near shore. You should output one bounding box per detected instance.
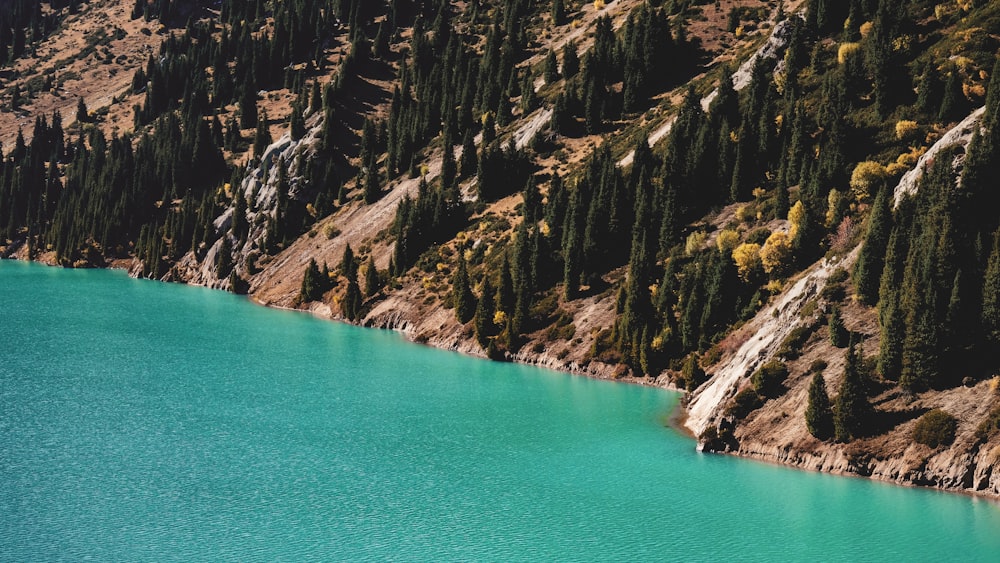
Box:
[2,260,999,561]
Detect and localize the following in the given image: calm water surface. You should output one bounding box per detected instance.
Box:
[2,260,998,561]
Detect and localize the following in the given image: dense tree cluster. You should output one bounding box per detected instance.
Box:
[1,0,390,275]
[391,175,465,276]
[132,0,351,127]
[0,108,225,273]
[869,59,1000,391]
[552,5,697,134]
[384,0,539,181]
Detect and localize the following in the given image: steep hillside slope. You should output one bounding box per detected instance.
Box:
[4,0,1000,499]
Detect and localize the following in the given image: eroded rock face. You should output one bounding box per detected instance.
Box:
[685,292,1000,500]
[893,106,985,206]
[684,251,851,439]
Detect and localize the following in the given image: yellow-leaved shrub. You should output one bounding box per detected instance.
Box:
[850,161,888,202]
[732,243,762,281]
[760,231,792,277]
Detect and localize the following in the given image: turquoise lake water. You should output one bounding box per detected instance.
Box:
[2,260,999,561]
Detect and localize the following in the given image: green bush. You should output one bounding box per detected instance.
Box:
[821,281,846,302]
[912,409,957,448]
[827,267,849,285]
[725,388,763,419]
[751,360,789,397]
[777,321,817,359]
[975,406,1000,441]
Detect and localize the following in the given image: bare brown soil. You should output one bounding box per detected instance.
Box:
[1,0,163,147]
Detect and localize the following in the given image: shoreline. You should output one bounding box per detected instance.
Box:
[4,254,999,503]
[246,292,684,392]
[708,441,1000,505]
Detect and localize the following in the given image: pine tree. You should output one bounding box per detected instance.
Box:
[834,341,869,442]
[340,246,362,320]
[938,69,965,122]
[805,371,834,439]
[224,113,242,151]
[544,49,559,84]
[363,256,380,297]
[509,289,529,344]
[877,293,904,380]
[522,178,542,224]
[215,236,234,279]
[916,61,943,116]
[943,269,973,367]
[551,0,566,25]
[76,97,88,123]
[300,258,325,302]
[343,275,363,321]
[459,130,477,178]
[562,179,587,300]
[520,70,537,113]
[866,14,894,118]
[310,80,322,113]
[11,84,21,110]
[900,301,938,392]
[854,184,891,305]
[363,164,381,204]
[828,304,848,347]
[372,21,390,59]
[337,242,354,275]
[496,254,515,316]
[983,229,1000,346]
[775,181,789,220]
[453,253,475,323]
[584,83,600,134]
[562,41,579,80]
[791,199,821,266]
[239,87,257,129]
[440,143,456,193]
[290,105,305,141]
[681,352,706,391]
[474,276,496,347]
[253,109,271,158]
[319,107,336,151]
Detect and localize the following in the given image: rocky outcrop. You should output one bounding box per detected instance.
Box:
[685,250,854,438]
[893,106,985,206]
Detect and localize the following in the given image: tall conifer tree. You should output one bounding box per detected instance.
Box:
[834,341,869,442]
[806,371,834,439]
